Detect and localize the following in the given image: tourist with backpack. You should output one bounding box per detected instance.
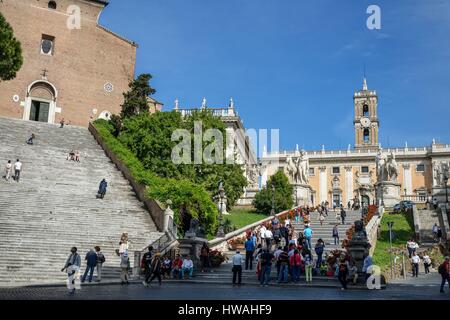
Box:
[259,249,275,286]
[141,246,154,286]
[82,248,98,283]
[95,246,105,282]
[303,225,313,251]
[97,178,107,199]
[277,247,289,283]
[439,256,450,293]
[244,237,255,270]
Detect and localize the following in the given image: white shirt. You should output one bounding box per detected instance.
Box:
[182,259,193,269]
[423,255,431,264]
[274,249,283,259]
[284,219,291,226]
[264,229,273,239]
[14,161,22,171]
[5,163,12,171]
[260,226,266,238]
[412,255,420,264]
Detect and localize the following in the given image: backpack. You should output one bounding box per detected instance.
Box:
[97,252,105,264]
[438,263,446,275]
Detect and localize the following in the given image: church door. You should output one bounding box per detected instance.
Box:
[29,100,50,122]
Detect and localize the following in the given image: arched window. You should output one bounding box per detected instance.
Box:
[363,128,370,142]
[48,1,57,10]
[363,104,369,117]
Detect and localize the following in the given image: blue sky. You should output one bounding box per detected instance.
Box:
[100,0,450,152]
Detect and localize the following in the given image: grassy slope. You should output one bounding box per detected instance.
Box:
[372,212,415,273]
[224,208,268,230]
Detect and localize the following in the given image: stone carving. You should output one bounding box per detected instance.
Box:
[246,164,259,189]
[352,220,368,242]
[376,150,398,182]
[435,161,449,186]
[332,176,340,189]
[285,150,309,185]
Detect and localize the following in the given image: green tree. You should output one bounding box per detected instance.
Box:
[253,170,293,214]
[120,74,156,119]
[0,13,23,81]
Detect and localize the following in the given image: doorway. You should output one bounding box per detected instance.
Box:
[361,195,370,207]
[29,100,50,122]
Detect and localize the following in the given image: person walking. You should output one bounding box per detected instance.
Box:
[14,159,22,182]
[340,207,347,225]
[432,223,439,241]
[97,178,107,199]
[338,258,349,290]
[274,246,283,277]
[259,225,266,246]
[120,251,130,285]
[437,226,443,243]
[141,246,154,285]
[26,133,35,145]
[432,197,438,210]
[303,225,313,251]
[411,253,420,277]
[406,239,418,258]
[61,247,81,294]
[232,250,244,286]
[60,118,65,128]
[146,252,163,286]
[423,254,431,275]
[290,249,302,283]
[304,251,313,283]
[81,248,97,283]
[95,246,105,282]
[319,213,325,226]
[277,247,289,283]
[314,239,325,268]
[200,242,210,272]
[259,249,274,287]
[439,256,450,293]
[332,225,339,246]
[4,160,12,181]
[244,237,255,270]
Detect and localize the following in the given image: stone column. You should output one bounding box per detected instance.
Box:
[319,166,328,203]
[402,164,412,195]
[345,166,353,204]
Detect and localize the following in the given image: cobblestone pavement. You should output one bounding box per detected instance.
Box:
[0,282,449,300]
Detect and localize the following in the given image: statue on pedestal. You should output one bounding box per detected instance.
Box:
[296,150,309,185]
[376,150,398,182]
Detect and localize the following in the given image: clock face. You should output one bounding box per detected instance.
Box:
[360,117,371,128]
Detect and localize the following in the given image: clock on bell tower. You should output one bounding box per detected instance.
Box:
[353,77,379,149]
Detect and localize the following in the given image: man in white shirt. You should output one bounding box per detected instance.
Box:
[181,255,194,279]
[411,253,420,277]
[232,250,243,285]
[259,225,266,245]
[264,229,273,251]
[14,159,22,182]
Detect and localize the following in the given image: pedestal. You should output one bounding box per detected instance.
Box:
[293,184,313,206]
[178,237,209,271]
[236,187,259,206]
[432,186,450,204]
[376,181,401,207]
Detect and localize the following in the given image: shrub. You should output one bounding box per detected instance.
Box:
[253,171,293,214]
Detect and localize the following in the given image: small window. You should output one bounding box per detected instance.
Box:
[41,34,55,55]
[361,166,369,173]
[309,168,315,176]
[332,167,340,174]
[363,104,369,117]
[363,128,370,142]
[48,1,57,10]
[416,164,425,172]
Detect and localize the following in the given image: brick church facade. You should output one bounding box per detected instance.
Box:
[0,0,137,127]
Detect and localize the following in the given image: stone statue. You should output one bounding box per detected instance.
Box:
[296,150,309,185]
[201,97,207,109]
[285,155,298,184]
[352,220,368,242]
[385,152,398,182]
[246,164,259,189]
[174,98,179,110]
[376,149,387,181]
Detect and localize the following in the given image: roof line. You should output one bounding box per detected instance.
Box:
[96,25,139,48]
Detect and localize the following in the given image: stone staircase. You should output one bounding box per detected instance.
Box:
[0,117,163,287]
[293,209,362,253]
[416,209,441,245]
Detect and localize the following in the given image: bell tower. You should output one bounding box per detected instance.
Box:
[353,77,379,149]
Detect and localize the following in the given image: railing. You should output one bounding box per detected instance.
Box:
[401,195,427,203]
[178,108,235,117]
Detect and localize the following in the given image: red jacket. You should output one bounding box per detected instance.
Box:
[172,258,182,269]
[290,253,302,266]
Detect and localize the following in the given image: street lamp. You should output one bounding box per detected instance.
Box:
[216,181,225,237]
[387,221,394,278]
[270,184,276,216]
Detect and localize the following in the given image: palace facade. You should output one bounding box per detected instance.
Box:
[260,78,450,207]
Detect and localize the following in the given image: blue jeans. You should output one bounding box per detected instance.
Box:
[182,267,193,278]
[82,265,95,282]
[278,264,289,283]
[172,269,182,279]
[260,266,271,285]
[292,265,300,282]
[316,253,323,268]
[305,237,312,251]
